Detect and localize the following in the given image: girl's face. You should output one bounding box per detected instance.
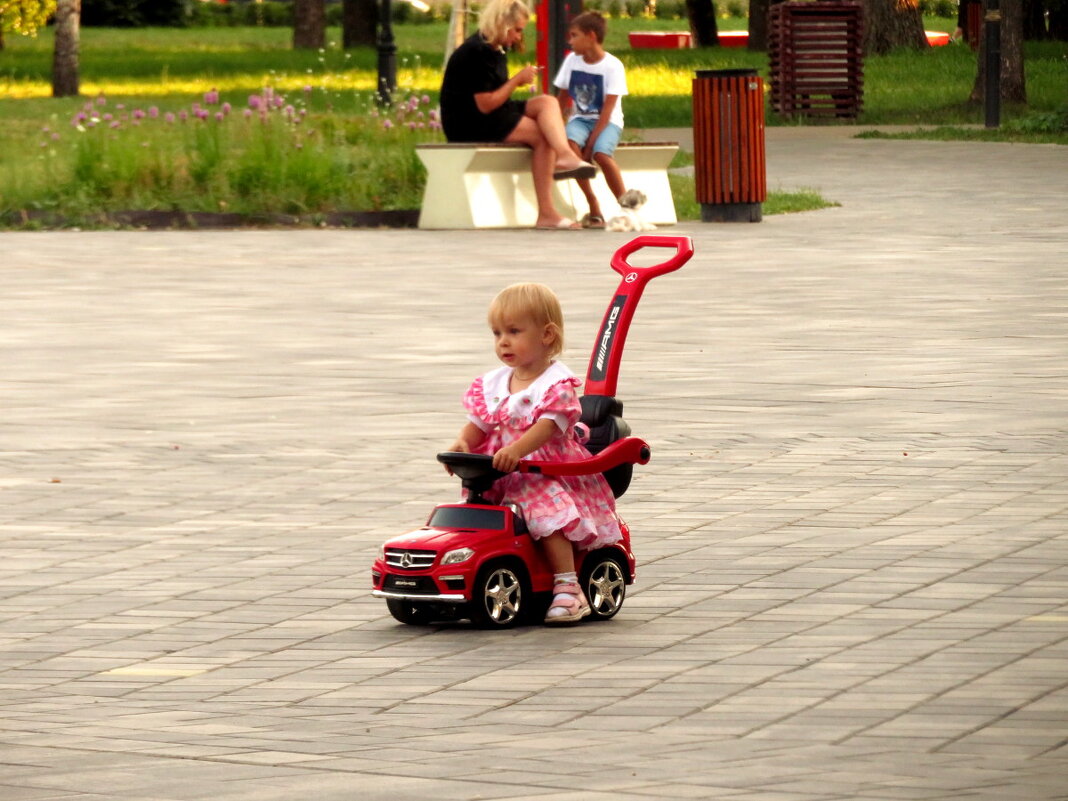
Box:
[492,315,554,375]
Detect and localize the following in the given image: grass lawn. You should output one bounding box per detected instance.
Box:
[0,19,1063,226]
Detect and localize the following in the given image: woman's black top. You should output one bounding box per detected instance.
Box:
[440,33,526,143]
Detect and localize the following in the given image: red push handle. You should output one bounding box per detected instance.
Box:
[586,235,694,397]
[609,235,695,279]
[518,437,651,477]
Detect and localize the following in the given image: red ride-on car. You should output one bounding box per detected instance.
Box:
[371,236,694,628]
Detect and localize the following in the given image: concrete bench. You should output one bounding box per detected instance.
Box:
[415,141,679,230]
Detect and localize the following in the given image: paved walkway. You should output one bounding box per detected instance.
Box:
[1,130,1067,801]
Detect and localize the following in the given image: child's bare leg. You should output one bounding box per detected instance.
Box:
[595,152,626,201]
[567,141,603,221]
[543,532,590,623]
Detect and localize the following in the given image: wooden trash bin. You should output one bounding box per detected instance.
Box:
[770,0,865,119]
[692,68,767,223]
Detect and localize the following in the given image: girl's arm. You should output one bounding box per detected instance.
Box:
[492,418,558,472]
[474,64,539,114]
[449,422,487,454]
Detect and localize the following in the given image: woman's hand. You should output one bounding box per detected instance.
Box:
[514,64,540,89]
[492,444,523,473]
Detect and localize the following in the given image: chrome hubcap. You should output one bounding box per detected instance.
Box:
[588,561,625,614]
[483,568,521,623]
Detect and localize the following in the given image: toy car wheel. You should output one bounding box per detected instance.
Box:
[581,553,627,621]
[386,598,438,626]
[469,562,529,629]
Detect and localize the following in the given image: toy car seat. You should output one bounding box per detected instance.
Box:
[579,395,632,498]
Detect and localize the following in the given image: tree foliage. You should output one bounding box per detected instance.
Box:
[1,0,57,44]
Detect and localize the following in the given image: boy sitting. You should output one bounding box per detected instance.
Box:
[553,12,628,229]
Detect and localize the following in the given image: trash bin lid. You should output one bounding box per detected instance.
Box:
[695,68,758,78]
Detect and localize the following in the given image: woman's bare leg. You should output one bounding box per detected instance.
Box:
[505,117,575,227]
[522,95,589,171]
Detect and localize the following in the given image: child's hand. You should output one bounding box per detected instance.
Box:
[582,143,595,162]
[492,445,522,473]
[444,438,470,475]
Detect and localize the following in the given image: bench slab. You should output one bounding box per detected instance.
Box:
[416,142,679,230]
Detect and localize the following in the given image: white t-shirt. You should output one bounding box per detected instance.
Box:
[553,51,627,129]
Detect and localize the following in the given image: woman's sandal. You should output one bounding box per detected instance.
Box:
[544,581,591,624]
[553,161,597,181]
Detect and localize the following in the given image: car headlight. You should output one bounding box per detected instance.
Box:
[441,548,474,565]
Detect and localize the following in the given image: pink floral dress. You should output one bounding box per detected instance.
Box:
[463,361,622,550]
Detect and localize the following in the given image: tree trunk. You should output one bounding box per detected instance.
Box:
[52,0,81,98]
[0,26,5,51]
[971,0,1027,104]
[686,0,719,47]
[748,0,770,50]
[293,0,326,50]
[1050,0,1068,40]
[1023,0,1048,38]
[862,0,928,55]
[343,0,377,48]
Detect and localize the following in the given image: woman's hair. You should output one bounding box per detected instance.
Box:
[488,283,565,358]
[478,0,530,48]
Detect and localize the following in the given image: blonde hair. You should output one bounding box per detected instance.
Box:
[478,0,530,48]
[488,283,565,358]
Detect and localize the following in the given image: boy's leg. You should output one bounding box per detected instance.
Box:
[565,119,604,223]
[591,124,627,201]
[595,153,626,201]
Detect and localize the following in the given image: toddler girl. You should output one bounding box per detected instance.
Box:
[447,282,622,623]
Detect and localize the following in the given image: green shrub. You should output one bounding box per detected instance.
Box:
[724,0,748,18]
[82,0,186,27]
[654,0,686,19]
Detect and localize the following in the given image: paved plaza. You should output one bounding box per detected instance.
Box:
[2,130,1067,800]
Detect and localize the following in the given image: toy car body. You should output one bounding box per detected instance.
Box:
[371,499,636,627]
[371,235,693,628]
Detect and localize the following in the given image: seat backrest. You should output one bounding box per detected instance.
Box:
[580,395,633,498]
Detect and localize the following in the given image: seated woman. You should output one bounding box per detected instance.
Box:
[440,0,596,230]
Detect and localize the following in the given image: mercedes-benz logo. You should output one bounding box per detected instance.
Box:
[400,552,413,568]
[625,272,638,283]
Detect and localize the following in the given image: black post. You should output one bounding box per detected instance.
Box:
[377,0,397,106]
[984,0,1001,128]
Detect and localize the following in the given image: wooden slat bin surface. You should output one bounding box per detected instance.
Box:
[692,68,766,223]
[770,0,865,119]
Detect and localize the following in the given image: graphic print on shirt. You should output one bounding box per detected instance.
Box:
[569,70,605,116]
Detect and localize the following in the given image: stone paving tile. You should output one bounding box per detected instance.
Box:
[2,132,1067,799]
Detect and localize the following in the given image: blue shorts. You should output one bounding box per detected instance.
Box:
[565,118,622,158]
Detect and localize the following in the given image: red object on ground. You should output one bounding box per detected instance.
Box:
[718,30,749,47]
[925,30,951,46]
[628,31,692,49]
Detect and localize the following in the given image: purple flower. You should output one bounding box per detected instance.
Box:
[383,119,393,130]
[96,95,107,106]
[179,110,189,122]
[110,121,121,129]
[102,113,113,121]
[215,112,224,121]
[303,85,312,94]
[132,109,146,120]
[421,94,431,105]
[165,112,176,124]
[221,102,232,115]
[248,94,262,109]
[204,88,220,105]
[116,103,125,110]
[148,107,159,118]
[243,108,253,119]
